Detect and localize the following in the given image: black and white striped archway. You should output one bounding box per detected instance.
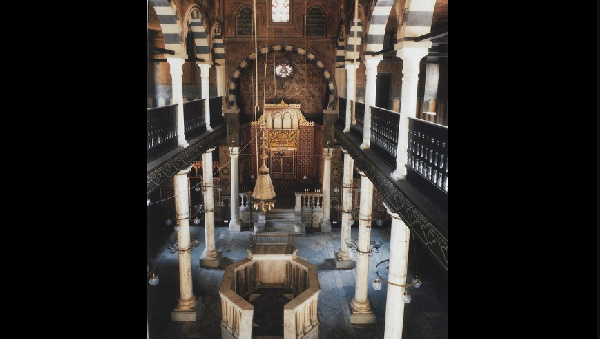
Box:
[185,7,210,62]
[226,44,337,111]
[148,0,185,56]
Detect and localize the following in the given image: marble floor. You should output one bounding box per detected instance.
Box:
[147,224,448,339]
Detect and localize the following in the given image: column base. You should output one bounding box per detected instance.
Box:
[228,219,243,232]
[200,250,222,268]
[334,252,356,269]
[320,219,332,233]
[359,142,370,150]
[171,297,200,322]
[348,299,376,324]
[390,169,406,181]
[294,223,306,235]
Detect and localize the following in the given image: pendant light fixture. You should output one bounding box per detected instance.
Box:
[251,0,276,214]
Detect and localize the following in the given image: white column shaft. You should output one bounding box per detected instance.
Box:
[202,148,217,258]
[229,146,241,231]
[339,150,354,259]
[174,169,196,308]
[322,148,332,221]
[351,171,374,312]
[167,58,188,148]
[361,58,381,149]
[383,208,410,339]
[216,65,226,98]
[198,63,213,131]
[392,49,428,180]
[344,63,358,132]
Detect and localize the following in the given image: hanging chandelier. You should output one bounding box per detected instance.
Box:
[252,121,276,213]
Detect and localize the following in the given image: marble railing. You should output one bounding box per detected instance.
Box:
[219,256,320,339]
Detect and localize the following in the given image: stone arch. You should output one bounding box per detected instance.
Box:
[398,0,436,41]
[148,0,185,56]
[226,44,337,111]
[364,0,394,54]
[184,6,210,63]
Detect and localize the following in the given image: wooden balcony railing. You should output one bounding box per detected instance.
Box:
[349,101,365,139]
[370,106,400,168]
[183,99,206,140]
[147,96,224,163]
[147,104,177,162]
[338,99,448,211]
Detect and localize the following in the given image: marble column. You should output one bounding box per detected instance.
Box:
[383,202,410,339]
[344,63,359,132]
[335,148,356,269]
[198,63,213,131]
[360,57,381,150]
[320,146,332,232]
[200,147,220,268]
[335,66,346,109]
[167,58,188,148]
[216,64,226,98]
[423,62,440,122]
[228,145,242,232]
[349,170,376,324]
[171,168,199,321]
[391,45,430,180]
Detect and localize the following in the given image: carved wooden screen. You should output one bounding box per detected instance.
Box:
[270,149,295,179]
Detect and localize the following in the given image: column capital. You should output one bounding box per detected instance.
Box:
[383,202,401,220]
[205,146,217,153]
[357,169,367,177]
[176,165,193,175]
[344,62,359,71]
[197,62,212,73]
[166,57,185,68]
[363,54,383,64]
[395,43,431,63]
[229,146,240,155]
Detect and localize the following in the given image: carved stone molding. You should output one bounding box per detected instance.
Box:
[334,128,448,272]
[147,125,227,195]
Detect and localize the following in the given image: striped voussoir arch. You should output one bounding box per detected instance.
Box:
[364,0,394,55]
[188,8,210,62]
[226,44,337,110]
[335,26,346,68]
[212,24,225,66]
[149,0,184,56]
[346,18,362,61]
[400,0,435,40]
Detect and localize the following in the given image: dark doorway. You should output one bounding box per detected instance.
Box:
[376,74,392,109]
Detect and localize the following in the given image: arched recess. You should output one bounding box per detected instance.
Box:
[335,25,346,67]
[346,16,362,62]
[363,0,394,55]
[398,0,436,41]
[226,44,337,112]
[184,6,210,63]
[148,0,185,56]
[211,24,225,66]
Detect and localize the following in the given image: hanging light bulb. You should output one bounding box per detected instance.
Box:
[165,218,173,226]
[194,217,201,225]
[348,219,354,226]
[149,273,159,286]
[195,186,201,192]
[402,291,411,303]
[376,219,383,227]
[372,278,382,290]
[174,225,180,232]
[412,276,421,288]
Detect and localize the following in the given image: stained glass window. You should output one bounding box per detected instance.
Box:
[272,0,289,23]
